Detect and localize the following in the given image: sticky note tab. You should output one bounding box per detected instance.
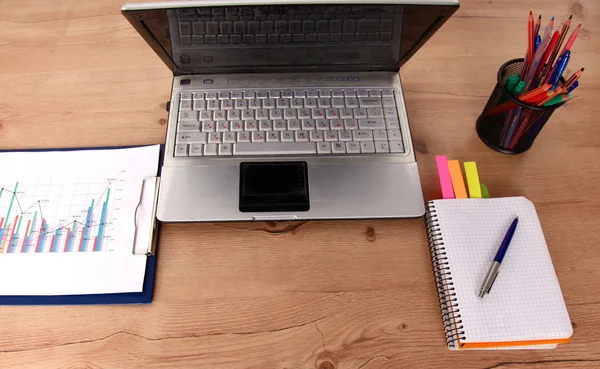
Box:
[447,160,468,199]
[435,156,455,199]
[464,162,482,198]
[481,184,490,198]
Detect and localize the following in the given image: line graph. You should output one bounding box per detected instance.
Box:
[0,172,124,253]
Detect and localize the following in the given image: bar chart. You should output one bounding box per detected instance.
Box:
[0,175,120,253]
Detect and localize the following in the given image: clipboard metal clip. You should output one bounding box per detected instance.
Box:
[132,176,160,256]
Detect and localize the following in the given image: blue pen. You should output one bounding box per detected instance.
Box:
[567,81,579,93]
[478,216,519,299]
[549,50,571,90]
[534,34,541,52]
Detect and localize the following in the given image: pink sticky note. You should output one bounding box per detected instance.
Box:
[435,156,455,199]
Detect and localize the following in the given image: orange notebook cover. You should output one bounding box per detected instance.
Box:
[425,197,573,350]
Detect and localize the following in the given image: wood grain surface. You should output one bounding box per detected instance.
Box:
[1,0,600,368]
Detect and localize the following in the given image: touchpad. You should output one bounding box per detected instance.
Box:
[239,162,309,212]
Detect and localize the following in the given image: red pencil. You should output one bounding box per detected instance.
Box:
[535,31,560,80]
[528,12,534,64]
[560,23,581,55]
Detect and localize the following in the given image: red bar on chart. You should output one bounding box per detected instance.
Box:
[7,215,18,253]
[20,219,31,253]
[35,219,45,253]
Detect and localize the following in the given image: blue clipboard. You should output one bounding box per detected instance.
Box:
[0,144,164,305]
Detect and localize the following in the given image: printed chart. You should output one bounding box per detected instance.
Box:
[0,173,123,253]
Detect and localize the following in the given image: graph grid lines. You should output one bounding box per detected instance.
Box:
[0,172,122,253]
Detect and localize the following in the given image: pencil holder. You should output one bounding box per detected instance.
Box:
[476,58,565,154]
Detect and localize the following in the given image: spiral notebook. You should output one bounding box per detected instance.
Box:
[425,197,572,350]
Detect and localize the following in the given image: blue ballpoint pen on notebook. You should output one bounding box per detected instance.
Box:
[478,216,520,299]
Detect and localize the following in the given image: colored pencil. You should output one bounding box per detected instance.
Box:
[534,14,542,35]
[564,67,584,89]
[537,87,565,106]
[541,17,572,84]
[535,31,560,81]
[560,23,581,55]
[527,12,534,64]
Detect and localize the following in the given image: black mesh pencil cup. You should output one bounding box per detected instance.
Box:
[476,58,564,154]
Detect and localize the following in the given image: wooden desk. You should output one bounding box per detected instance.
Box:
[1,0,599,368]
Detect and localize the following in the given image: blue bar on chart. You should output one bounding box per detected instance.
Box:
[79,199,94,252]
[66,221,77,252]
[35,219,47,253]
[50,228,60,252]
[8,215,22,253]
[94,188,110,251]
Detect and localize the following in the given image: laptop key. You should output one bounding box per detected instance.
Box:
[389,141,405,153]
[373,129,388,141]
[204,144,218,156]
[353,130,373,141]
[233,142,317,155]
[384,107,398,118]
[385,118,400,129]
[339,130,353,141]
[358,118,385,129]
[360,141,375,153]
[310,131,324,141]
[180,100,192,110]
[281,131,294,142]
[359,97,382,107]
[367,107,384,118]
[189,144,203,156]
[231,120,243,131]
[174,144,188,157]
[387,129,403,141]
[179,111,198,121]
[317,142,331,154]
[267,131,280,142]
[375,142,390,153]
[178,122,200,132]
[202,121,215,132]
[218,144,233,156]
[295,131,309,142]
[381,89,394,97]
[382,98,395,107]
[223,132,236,143]
[237,132,251,143]
[331,142,346,154]
[346,142,361,153]
[208,132,222,143]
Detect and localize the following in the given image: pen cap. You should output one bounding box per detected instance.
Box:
[476,58,566,154]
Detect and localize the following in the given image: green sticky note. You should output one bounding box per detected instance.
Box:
[480,184,490,198]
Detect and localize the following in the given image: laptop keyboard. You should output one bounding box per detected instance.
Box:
[175,5,396,46]
[174,88,405,157]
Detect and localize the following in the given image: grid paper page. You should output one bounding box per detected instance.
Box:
[432,197,572,346]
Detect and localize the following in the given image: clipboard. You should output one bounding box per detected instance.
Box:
[0,144,164,305]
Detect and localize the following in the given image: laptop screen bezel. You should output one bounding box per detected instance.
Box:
[121,0,459,75]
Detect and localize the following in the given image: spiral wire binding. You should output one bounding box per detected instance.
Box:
[425,201,466,348]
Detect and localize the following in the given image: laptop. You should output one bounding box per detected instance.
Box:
[121,0,459,222]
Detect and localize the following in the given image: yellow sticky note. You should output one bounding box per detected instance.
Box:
[447,160,468,199]
[464,162,482,198]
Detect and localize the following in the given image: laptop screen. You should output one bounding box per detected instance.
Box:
[123,3,458,74]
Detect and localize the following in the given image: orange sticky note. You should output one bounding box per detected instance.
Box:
[447,160,468,198]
